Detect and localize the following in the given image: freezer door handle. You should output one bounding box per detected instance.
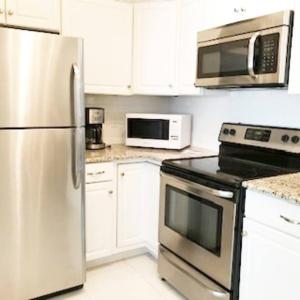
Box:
[72,63,84,127]
[72,128,84,189]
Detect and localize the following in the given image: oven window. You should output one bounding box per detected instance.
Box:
[127,118,169,140]
[197,39,249,78]
[165,185,223,256]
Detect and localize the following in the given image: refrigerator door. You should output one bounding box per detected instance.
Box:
[0,27,84,128]
[0,128,85,300]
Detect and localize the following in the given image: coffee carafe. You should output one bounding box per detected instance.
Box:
[85,107,105,150]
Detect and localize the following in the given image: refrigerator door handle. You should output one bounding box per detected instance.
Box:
[72,128,84,189]
[72,63,84,127]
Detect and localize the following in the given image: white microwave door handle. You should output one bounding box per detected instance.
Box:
[248,32,261,79]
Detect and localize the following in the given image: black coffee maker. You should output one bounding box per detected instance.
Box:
[85,107,105,150]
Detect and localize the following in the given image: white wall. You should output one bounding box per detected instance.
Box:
[86,94,170,144]
[169,90,300,151]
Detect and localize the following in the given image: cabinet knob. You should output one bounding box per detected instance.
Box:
[233,7,240,13]
[240,7,246,12]
[127,85,131,89]
[242,231,248,237]
[108,190,114,194]
[169,84,173,88]
[8,9,14,16]
[121,172,125,177]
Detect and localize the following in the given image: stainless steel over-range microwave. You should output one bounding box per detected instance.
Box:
[126,113,191,150]
[195,10,294,88]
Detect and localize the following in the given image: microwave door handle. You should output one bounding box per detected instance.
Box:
[248,32,260,79]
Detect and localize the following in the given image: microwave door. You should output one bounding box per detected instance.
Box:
[196,26,289,87]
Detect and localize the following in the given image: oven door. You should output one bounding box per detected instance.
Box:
[195,26,290,87]
[159,173,237,290]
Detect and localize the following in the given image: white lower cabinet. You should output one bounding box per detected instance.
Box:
[85,161,161,264]
[142,163,160,258]
[240,218,300,300]
[240,191,300,300]
[117,163,146,248]
[86,181,116,262]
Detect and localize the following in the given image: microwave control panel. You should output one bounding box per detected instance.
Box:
[255,33,279,74]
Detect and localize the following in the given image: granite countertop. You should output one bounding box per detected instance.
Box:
[86,144,216,164]
[244,173,300,205]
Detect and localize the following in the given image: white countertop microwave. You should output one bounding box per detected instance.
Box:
[125,113,192,149]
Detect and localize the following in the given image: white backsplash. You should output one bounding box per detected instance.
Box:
[169,89,300,151]
[86,95,170,145]
[86,90,300,151]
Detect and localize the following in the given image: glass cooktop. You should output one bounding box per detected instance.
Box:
[162,156,297,187]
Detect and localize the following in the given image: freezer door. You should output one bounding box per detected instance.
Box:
[0,128,85,300]
[0,27,84,128]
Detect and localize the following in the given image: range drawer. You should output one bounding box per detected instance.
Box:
[245,190,300,239]
[158,246,230,300]
[86,162,114,183]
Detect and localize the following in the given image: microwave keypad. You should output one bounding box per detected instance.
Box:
[256,33,279,74]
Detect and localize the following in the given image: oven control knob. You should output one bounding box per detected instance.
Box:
[223,128,229,135]
[230,129,236,136]
[281,134,290,143]
[292,136,300,144]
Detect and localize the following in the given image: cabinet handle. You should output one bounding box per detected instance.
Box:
[240,7,246,12]
[8,9,14,16]
[87,171,105,176]
[108,190,114,194]
[233,7,240,13]
[280,215,300,225]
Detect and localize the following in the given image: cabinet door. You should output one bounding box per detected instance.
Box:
[242,0,295,19]
[203,0,243,28]
[5,0,60,31]
[117,163,145,248]
[240,218,300,300]
[178,0,205,95]
[142,163,160,258]
[62,0,133,95]
[0,0,5,24]
[86,182,116,261]
[133,0,178,95]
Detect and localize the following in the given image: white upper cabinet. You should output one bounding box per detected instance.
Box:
[177,0,205,95]
[241,0,294,19]
[5,0,60,31]
[62,0,133,95]
[204,0,295,29]
[203,0,243,28]
[0,0,5,24]
[133,0,178,95]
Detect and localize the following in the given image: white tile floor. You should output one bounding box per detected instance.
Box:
[51,254,185,300]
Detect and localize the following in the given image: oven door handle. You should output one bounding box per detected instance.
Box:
[162,173,234,200]
[211,190,234,199]
[248,32,260,79]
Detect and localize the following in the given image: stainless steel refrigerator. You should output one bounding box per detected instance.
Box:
[0,27,86,299]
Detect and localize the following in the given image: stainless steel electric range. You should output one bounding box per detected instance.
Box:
[158,123,300,300]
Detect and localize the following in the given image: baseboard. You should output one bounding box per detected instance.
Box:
[86,246,149,269]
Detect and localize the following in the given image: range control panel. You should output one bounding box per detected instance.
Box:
[219,123,300,154]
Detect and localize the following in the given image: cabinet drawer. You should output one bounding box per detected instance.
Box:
[86,162,114,183]
[246,190,300,239]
